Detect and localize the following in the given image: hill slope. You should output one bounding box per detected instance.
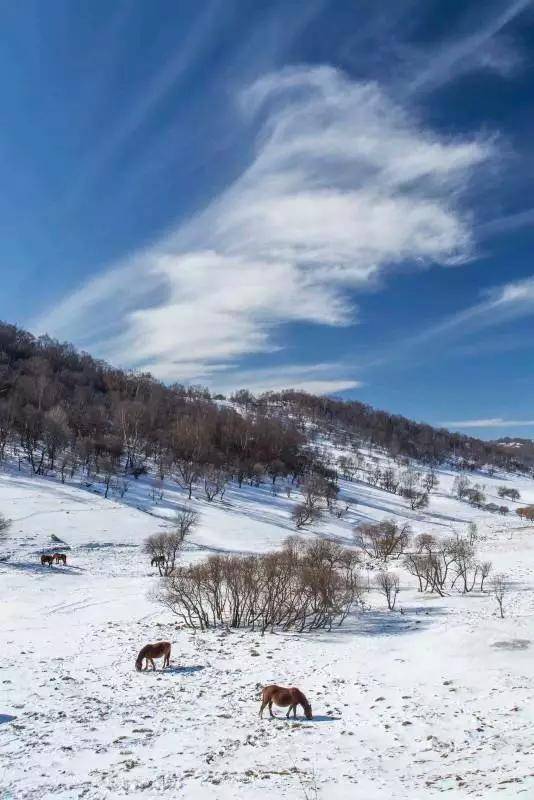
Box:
[2,443,534,798]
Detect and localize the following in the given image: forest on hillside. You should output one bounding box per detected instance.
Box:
[0,321,528,493]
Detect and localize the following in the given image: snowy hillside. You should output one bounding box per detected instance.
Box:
[2,450,534,799]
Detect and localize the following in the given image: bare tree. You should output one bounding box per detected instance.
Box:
[409,491,429,511]
[452,475,471,500]
[491,573,508,618]
[414,533,436,554]
[337,455,357,481]
[376,571,400,611]
[203,466,228,502]
[449,536,478,593]
[354,520,410,562]
[154,538,365,632]
[467,522,478,546]
[465,486,486,507]
[497,487,520,501]
[399,467,421,500]
[292,502,321,529]
[479,560,492,591]
[423,469,439,493]
[0,401,14,461]
[175,459,201,500]
[99,459,117,499]
[151,476,165,502]
[380,467,399,494]
[115,478,130,498]
[174,507,199,540]
[144,508,198,577]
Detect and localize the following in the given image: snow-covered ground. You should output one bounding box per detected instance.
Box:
[2,453,534,799]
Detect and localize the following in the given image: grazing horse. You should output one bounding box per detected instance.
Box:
[53,553,67,565]
[259,685,313,720]
[135,641,171,671]
[150,555,166,568]
[41,554,54,567]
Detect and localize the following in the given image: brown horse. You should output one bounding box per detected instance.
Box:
[150,555,166,567]
[41,554,54,567]
[135,641,171,671]
[53,553,67,565]
[259,685,313,720]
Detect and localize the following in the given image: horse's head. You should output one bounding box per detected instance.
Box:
[135,657,143,671]
[303,700,313,720]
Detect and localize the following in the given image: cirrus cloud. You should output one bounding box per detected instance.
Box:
[33,65,492,388]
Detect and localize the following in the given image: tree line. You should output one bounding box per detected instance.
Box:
[0,322,311,489]
[242,389,528,471]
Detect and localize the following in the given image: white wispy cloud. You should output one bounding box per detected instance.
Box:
[384,275,534,361]
[441,418,534,429]
[425,275,534,338]
[478,206,534,238]
[34,66,491,386]
[210,362,362,396]
[407,0,531,94]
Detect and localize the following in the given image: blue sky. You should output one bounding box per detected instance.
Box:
[2,0,534,440]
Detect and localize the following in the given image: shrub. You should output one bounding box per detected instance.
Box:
[154,538,365,632]
[376,571,400,611]
[353,520,410,561]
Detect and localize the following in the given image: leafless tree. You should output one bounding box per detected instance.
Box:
[464,486,486,507]
[380,467,399,494]
[479,561,492,591]
[498,486,520,501]
[203,466,228,502]
[175,459,201,500]
[292,502,322,529]
[148,477,163,503]
[99,459,117,499]
[367,463,382,487]
[423,469,439,493]
[414,533,436,554]
[409,491,429,511]
[354,520,410,562]
[144,509,198,577]
[452,475,471,500]
[376,571,400,611]
[490,573,508,618]
[0,401,14,461]
[154,538,365,632]
[337,455,357,481]
[449,536,479,593]
[467,522,478,546]
[174,507,199,540]
[400,467,421,499]
[115,478,130,498]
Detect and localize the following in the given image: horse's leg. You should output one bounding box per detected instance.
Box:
[151,658,156,671]
[294,705,297,719]
[259,701,267,718]
[269,701,275,718]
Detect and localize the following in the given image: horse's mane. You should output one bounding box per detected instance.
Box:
[293,688,310,707]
